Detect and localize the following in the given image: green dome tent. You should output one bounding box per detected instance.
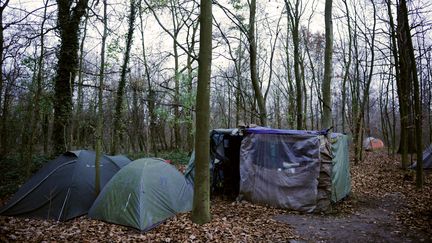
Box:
[0,150,131,221]
[88,158,193,231]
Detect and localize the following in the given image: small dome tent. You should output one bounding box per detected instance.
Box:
[0,150,131,221]
[363,137,385,151]
[88,158,193,231]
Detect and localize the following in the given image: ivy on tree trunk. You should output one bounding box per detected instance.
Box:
[53,0,88,155]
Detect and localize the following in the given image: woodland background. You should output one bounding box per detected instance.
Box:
[0,0,431,175]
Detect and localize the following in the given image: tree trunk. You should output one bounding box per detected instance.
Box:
[235,31,242,126]
[185,21,198,151]
[397,0,423,187]
[53,0,89,155]
[353,0,376,164]
[191,0,212,224]
[112,0,137,154]
[23,0,49,176]
[341,0,352,134]
[300,57,307,129]
[284,26,295,128]
[138,1,158,155]
[76,8,89,148]
[173,33,181,150]
[321,0,333,129]
[285,0,303,130]
[249,0,267,126]
[0,0,10,157]
[95,0,108,195]
[391,0,409,168]
[292,26,302,129]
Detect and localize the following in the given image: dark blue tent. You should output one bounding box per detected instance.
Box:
[0,150,131,221]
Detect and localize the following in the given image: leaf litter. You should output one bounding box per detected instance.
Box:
[0,151,431,242]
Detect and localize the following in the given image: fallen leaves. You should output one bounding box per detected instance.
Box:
[1,151,431,242]
[350,151,432,237]
[0,199,297,242]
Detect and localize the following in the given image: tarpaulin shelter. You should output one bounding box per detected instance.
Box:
[410,144,432,169]
[0,150,131,221]
[185,129,242,198]
[185,127,351,212]
[330,133,351,202]
[363,137,384,151]
[88,158,193,231]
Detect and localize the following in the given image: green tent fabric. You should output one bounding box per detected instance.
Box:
[0,150,131,221]
[330,133,351,202]
[88,158,193,231]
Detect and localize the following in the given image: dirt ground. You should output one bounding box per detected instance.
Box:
[275,151,432,242]
[0,151,431,242]
[275,193,429,242]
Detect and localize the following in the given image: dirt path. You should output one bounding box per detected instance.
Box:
[274,193,430,242]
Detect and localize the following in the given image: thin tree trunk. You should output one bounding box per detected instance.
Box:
[395,0,411,169]
[321,0,333,129]
[76,8,89,148]
[287,0,303,130]
[0,0,9,157]
[186,20,198,151]
[23,0,49,176]
[284,27,295,128]
[169,0,181,149]
[300,57,307,129]
[249,0,267,126]
[95,0,108,195]
[112,0,137,154]
[341,0,352,133]
[235,31,242,126]
[138,1,157,155]
[192,0,212,224]
[353,0,376,164]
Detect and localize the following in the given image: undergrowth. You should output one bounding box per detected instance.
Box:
[0,155,50,198]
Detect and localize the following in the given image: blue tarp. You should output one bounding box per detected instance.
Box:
[246,127,329,136]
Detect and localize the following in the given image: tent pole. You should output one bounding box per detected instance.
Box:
[58,188,71,221]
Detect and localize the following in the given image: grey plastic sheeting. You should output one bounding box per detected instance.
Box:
[410,144,432,169]
[239,132,333,212]
[89,158,193,231]
[184,129,230,185]
[330,133,351,202]
[0,150,131,221]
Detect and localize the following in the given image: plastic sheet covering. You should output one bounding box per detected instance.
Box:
[410,144,432,169]
[184,129,236,186]
[316,135,333,211]
[239,130,330,212]
[330,133,351,202]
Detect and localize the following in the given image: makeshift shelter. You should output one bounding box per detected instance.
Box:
[88,158,193,231]
[185,127,351,213]
[0,150,131,221]
[185,129,242,198]
[330,133,351,202]
[363,137,384,151]
[410,144,432,169]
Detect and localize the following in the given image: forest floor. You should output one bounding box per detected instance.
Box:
[0,151,431,242]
